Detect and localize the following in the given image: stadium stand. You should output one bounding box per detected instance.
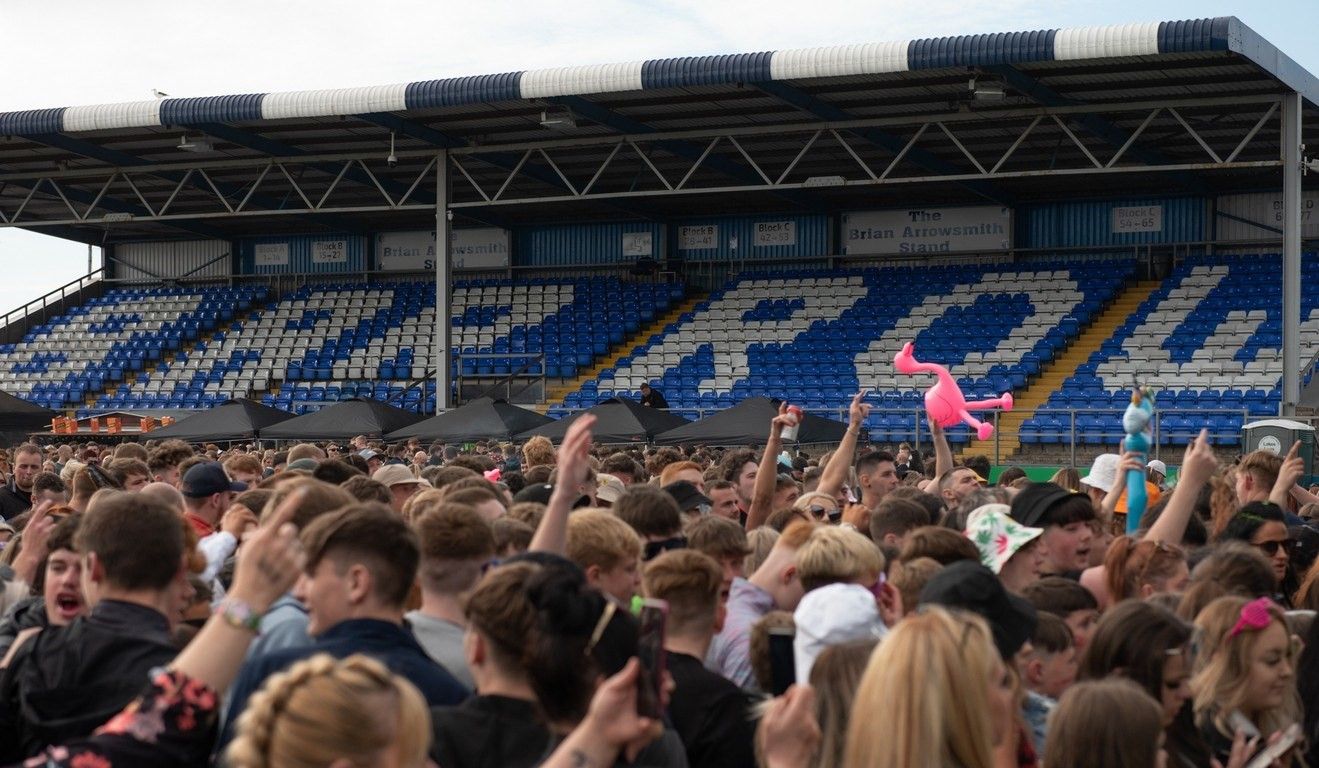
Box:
[0,286,263,410]
[84,277,682,415]
[559,261,1134,444]
[1020,253,1319,447]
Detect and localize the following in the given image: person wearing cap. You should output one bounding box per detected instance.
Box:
[965,504,1045,593]
[793,582,888,685]
[1010,482,1097,578]
[594,473,626,508]
[664,480,713,522]
[1080,452,1161,520]
[1147,460,1169,493]
[372,464,431,515]
[358,449,383,476]
[180,462,248,538]
[920,559,1039,662]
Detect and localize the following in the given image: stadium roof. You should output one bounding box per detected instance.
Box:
[2,16,1317,242]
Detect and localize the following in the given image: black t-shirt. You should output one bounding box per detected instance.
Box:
[0,483,31,521]
[666,651,757,768]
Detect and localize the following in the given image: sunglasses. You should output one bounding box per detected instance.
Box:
[1256,539,1296,557]
[807,504,842,522]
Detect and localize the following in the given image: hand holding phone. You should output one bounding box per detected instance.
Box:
[634,598,668,719]
[1243,723,1301,768]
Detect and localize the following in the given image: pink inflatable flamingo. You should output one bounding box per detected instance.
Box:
[893,342,1013,440]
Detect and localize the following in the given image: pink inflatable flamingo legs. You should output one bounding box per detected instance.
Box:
[893,342,1013,441]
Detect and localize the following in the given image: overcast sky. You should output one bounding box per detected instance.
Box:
[1,0,1316,312]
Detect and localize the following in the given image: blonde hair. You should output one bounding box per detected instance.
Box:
[400,487,448,524]
[811,640,877,768]
[795,526,884,592]
[566,509,642,572]
[1043,678,1163,768]
[1191,596,1300,740]
[227,653,429,768]
[744,526,779,576]
[793,491,838,513]
[844,607,997,768]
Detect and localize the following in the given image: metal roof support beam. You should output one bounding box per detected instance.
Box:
[191,122,435,206]
[24,132,358,234]
[434,151,452,412]
[750,80,1011,206]
[0,175,227,240]
[357,112,646,223]
[982,64,1208,193]
[1281,92,1302,416]
[548,96,824,211]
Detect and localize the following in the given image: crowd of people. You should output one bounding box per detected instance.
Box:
[0,391,1316,767]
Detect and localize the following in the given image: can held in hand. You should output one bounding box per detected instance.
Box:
[780,405,803,441]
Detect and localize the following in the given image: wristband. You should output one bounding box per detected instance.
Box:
[214,597,263,634]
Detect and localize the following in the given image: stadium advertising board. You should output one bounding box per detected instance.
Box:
[843,206,1012,255]
[376,228,510,271]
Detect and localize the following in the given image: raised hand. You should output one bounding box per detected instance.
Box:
[757,684,821,768]
[1180,429,1218,487]
[557,414,596,491]
[228,490,306,614]
[848,390,872,428]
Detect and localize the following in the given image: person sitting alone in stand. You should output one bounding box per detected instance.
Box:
[639,383,669,409]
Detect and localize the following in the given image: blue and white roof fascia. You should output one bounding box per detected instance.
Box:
[0,17,1313,138]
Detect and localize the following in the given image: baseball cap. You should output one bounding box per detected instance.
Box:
[286,458,319,472]
[358,449,380,461]
[919,560,1038,659]
[181,462,247,498]
[965,504,1043,574]
[372,464,430,488]
[1079,453,1120,493]
[513,483,554,505]
[1147,459,1168,477]
[792,583,888,684]
[1009,482,1089,528]
[596,473,627,504]
[663,480,712,513]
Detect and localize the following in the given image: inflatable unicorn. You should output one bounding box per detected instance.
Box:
[1122,385,1155,534]
[893,342,1013,440]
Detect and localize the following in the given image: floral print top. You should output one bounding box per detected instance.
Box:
[18,669,218,768]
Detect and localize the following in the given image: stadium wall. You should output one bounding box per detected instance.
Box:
[1017,197,1208,249]
[668,214,830,262]
[236,234,368,275]
[112,240,232,281]
[515,221,667,267]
